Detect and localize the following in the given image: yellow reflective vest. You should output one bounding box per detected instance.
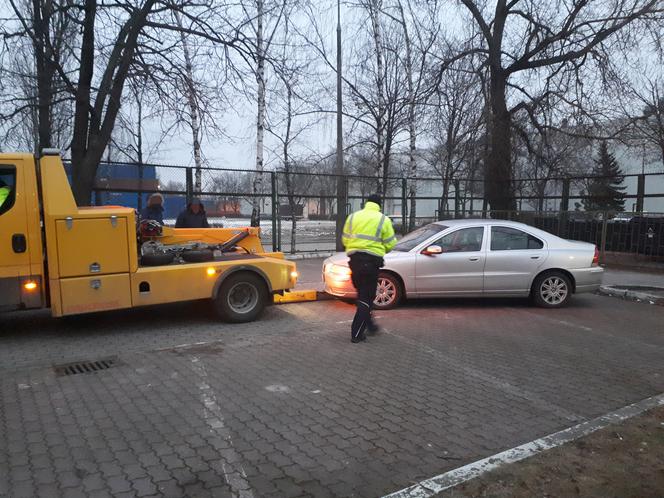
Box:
[0,186,10,209]
[342,201,397,258]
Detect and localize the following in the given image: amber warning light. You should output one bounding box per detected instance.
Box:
[24,281,38,291]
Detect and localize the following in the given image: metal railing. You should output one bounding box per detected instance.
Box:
[77,160,664,260]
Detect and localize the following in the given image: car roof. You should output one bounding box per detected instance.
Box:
[434,219,528,228]
[432,219,556,239]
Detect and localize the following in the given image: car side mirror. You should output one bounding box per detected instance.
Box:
[422,245,443,256]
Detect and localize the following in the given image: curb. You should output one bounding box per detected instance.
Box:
[598,285,664,306]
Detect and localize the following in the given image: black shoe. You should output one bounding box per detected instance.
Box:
[367,324,381,335]
[351,334,367,343]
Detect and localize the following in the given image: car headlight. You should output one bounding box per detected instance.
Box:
[325,263,352,281]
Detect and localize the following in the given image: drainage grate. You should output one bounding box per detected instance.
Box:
[54,357,121,377]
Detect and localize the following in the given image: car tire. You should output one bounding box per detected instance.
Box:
[182,249,214,263]
[532,271,573,308]
[141,252,175,266]
[373,272,402,310]
[213,272,268,322]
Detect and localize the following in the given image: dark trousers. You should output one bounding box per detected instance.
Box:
[348,252,383,339]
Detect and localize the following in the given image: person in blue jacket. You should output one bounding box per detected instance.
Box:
[140,193,165,224]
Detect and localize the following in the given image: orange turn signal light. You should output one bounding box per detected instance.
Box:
[291,271,299,279]
[24,281,38,291]
[206,267,217,276]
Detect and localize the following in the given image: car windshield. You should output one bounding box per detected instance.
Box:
[393,224,447,252]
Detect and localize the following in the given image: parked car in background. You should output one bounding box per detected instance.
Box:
[324,219,603,309]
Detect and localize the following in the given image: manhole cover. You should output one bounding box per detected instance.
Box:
[54,357,121,377]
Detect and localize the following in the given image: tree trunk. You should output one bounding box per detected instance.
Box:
[397,1,417,231]
[369,0,385,196]
[175,12,203,194]
[283,85,296,254]
[70,0,97,205]
[70,0,156,205]
[251,0,265,227]
[32,0,53,152]
[485,71,515,213]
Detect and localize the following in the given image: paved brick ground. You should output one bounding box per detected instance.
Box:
[2,293,664,497]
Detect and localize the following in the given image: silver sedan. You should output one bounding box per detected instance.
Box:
[323,219,604,309]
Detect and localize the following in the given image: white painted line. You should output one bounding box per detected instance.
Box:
[190,357,255,498]
[382,392,664,498]
[518,309,593,332]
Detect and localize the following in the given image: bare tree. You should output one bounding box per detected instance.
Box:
[6,0,251,205]
[387,0,439,230]
[448,0,663,212]
[426,54,484,217]
[628,75,664,170]
[174,11,204,193]
[2,0,75,152]
[243,0,287,226]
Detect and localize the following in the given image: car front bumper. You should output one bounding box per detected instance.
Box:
[323,273,356,298]
[569,266,604,293]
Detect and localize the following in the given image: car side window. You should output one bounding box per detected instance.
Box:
[0,165,16,216]
[434,227,484,253]
[490,227,544,251]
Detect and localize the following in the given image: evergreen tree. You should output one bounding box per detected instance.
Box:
[582,141,626,212]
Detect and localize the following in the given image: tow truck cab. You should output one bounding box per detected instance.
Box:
[0,152,298,321]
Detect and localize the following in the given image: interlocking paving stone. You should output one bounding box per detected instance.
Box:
[2,295,664,496]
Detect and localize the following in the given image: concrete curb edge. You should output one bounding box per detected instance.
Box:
[598,285,664,306]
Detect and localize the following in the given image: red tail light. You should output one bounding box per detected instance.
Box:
[592,246,599,266]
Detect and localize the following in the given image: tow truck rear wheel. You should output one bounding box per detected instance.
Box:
[214,272,268,322]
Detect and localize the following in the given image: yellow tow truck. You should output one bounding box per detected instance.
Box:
[0,150,300,322]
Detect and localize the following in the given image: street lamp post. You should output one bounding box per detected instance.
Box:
[335,0,345,251]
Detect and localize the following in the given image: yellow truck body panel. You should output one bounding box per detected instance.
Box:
[59,274,133,315]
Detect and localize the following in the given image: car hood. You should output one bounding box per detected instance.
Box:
[323,251,411,267]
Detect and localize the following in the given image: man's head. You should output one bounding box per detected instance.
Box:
[366,194,382,208]
[189,197,203,214]
[148,193,163,207]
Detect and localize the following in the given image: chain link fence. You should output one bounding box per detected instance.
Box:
[80,161,664,261]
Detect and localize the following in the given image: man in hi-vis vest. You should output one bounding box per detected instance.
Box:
[342,194,397,343]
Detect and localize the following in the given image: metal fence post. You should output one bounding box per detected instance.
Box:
[271,172,278,252]
[636,174,645,213]
[401,178,407,235]
[335,175,346,252]
[185,167,193,204]
[558,178,571,238]
[454,180,461,219]
[600,212,608,262]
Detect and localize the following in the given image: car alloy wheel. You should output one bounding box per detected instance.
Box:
[374,275,397,309]
[539,276,569,306]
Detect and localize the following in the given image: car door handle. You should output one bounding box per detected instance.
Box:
[530,255,541,260]
[469,256,480,261]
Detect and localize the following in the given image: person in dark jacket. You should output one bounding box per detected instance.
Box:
[140,193,165,224]
[175,197,210,228]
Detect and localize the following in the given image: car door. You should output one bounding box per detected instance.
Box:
[414,226,486,295]
[483,225,547,295]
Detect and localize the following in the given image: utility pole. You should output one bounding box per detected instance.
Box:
[335,0,345,252]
